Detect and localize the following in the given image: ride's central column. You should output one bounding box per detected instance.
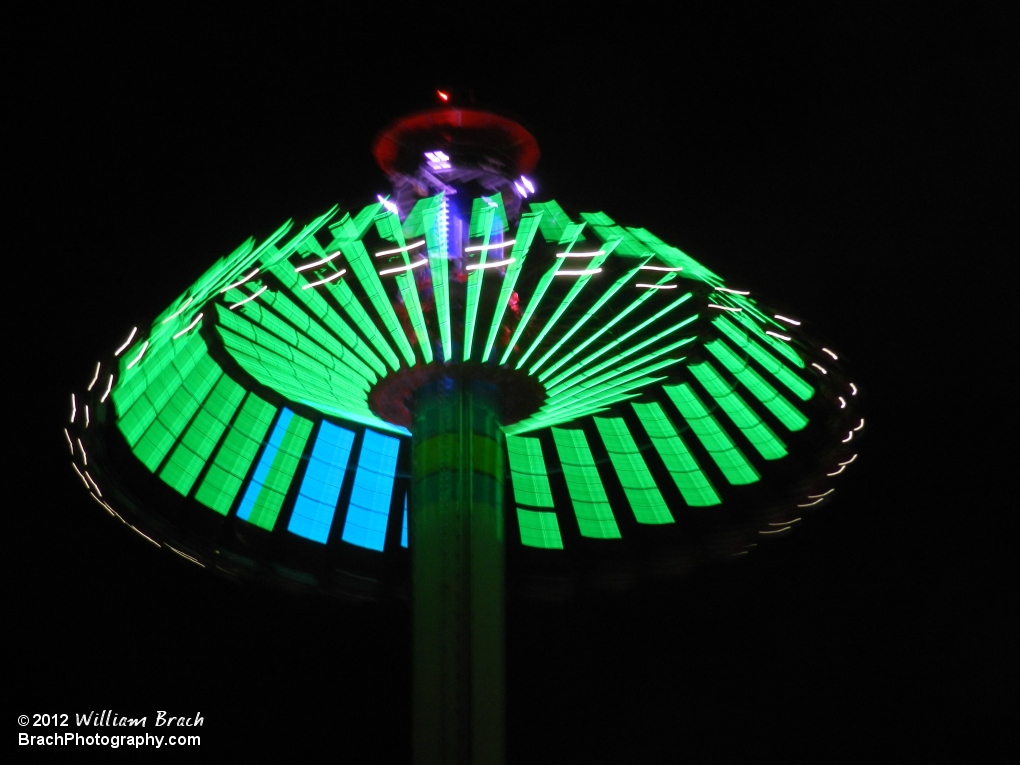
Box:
[410,376,505,765]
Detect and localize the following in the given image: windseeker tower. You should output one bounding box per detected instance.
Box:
[66,96,863,764]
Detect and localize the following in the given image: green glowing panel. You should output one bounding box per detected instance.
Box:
[160,373,246,495]
[594,417,673,524]
[578,211,615,227]
[241,410,313,531]
[689,361,787,460]
[705,340,809,431]
[516,245,614,369]
[506,435,554,508]
[421,195,452,361]
[551,428,620,539]
[587,221,652,257]
[194,394,277,515]
[115,331,207,441]
[516,508,564,549]
[338,237,416,367]
[483,212,541,363]
[464,202,495,361]
[501,224,586,366]
[469,196,499,239]
[134,354,221,472]
[369,211,433,365]
[229,292,377,385]
[268,266,389,377]
[730,310,806,368]
[401,194,440,238]
[665,383,759,485]
[632,401,720,506]
[540,273,678,384]
[545,298,694,394]
[712,316,813,401]
[529,259,650,375]
[323,277,401,371]
[627,227,722,284]
[529,200,584,243]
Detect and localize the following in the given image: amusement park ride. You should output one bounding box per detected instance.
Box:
[65,91,863,763]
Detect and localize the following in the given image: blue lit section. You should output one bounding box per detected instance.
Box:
[288,421,355,543]
[236,408,293,521]
[401,494,408,548]
[342,429,400,551]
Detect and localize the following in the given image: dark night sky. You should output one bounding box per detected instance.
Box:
[11,6,1012,759]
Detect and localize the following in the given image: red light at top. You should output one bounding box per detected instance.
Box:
[437,90,450,102]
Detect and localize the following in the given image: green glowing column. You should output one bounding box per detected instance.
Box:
[411,377,505,765]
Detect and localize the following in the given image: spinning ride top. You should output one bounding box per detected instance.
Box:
[65,93,864,764]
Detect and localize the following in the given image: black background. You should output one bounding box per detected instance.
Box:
[12,5,1012,760]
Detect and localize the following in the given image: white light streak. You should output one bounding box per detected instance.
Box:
[811,362,828,374]
[809,489,835,498]
[126,341,149,369]
[774,314,801,326]
[466,258,516,271]
[379,260,428,276]
[374,240,426,258]
[770,518,802,525]
[129,525,160,547]
[838,454,858,466]
[708,304,741,312]
[76,438,87,465]
[759,527,791,535]
[71,463,90,489]
[114,327,137,356]
[842,431,853,443]
[556,250,605,258]
[161,297,193,324]
[301,269,348,289]
[90,492,114,516]
[100,374,113,403]
[827,465,846,476]
[70,393,76,423]
[716,287,750,295]
[87,362,101,390]
[732,550,748,556]
[636,283,678,289]
[64,428,74,454]
[822,347,839,360]
[765,330,791,341]
[521,176,535,193]
[220,268,260,292]
[84,405,89,428]
[853,418,864,431]
[84,470,102,496]
[168,545,205,567]
[296,251,343,271]
[377,194,399,214]
[838,396,846,409]
[639,265,684,272]
[849,382,858,395]
[172,312,203,340]
[797,498,824,508]
[555,268,603,276]
[464,239,516,253]
[229,285,268,308]
[514,181,527,196]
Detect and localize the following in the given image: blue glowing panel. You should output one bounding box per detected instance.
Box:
[236,408,293,522]
[288,421,355,543]
[342,430,400,551]
[401,494,408,548]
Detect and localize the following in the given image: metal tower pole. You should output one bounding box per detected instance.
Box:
[411,376,505,765]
